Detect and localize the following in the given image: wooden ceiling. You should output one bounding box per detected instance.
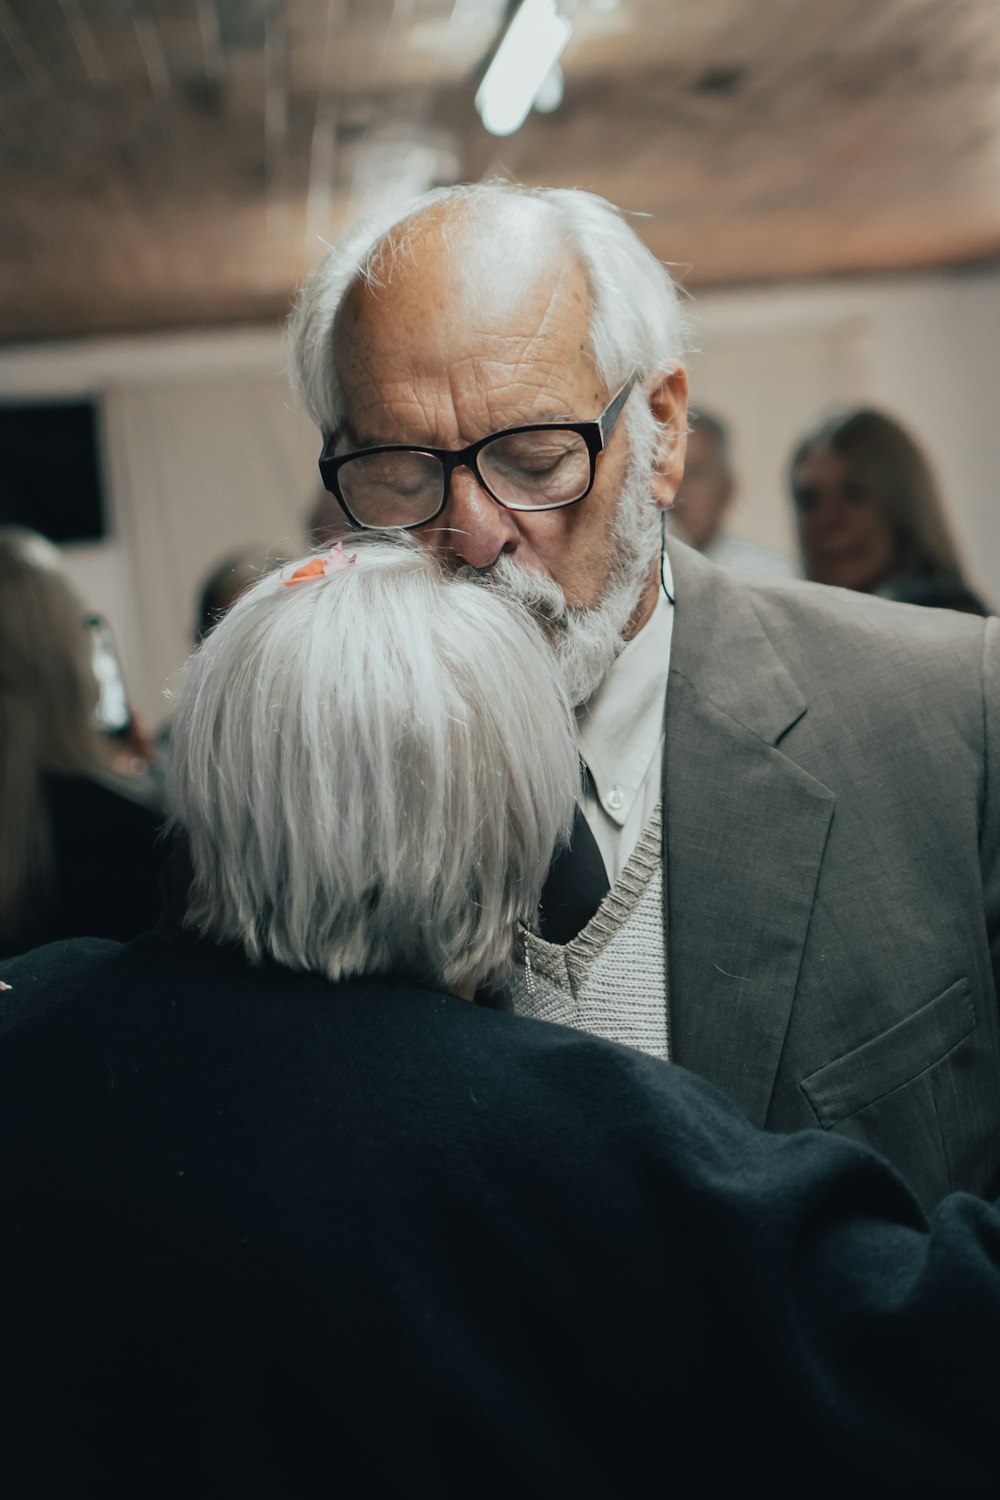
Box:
[2,0,999,343]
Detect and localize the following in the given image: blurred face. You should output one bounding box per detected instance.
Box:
[792,445,896,592]
[671,424,733,551]
[331,206,686,637]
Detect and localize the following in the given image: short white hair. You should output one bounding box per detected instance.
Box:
[288,182,690,438]
[168,534,578,992]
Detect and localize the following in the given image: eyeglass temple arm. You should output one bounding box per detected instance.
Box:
[599,373,640,445]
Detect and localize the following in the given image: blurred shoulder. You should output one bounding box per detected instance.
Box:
[44,768,165,831]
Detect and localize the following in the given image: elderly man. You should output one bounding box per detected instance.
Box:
[289,183,1000,1210]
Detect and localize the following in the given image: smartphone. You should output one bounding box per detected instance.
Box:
[84,614,132,737]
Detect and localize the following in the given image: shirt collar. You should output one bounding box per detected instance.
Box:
[575,574,674,827]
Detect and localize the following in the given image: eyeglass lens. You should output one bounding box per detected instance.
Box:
[338,428,592,528]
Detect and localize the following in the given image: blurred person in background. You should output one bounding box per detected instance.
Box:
[790,406,990,615]
[154,545,285,787]
[4,535,1000,1495]
[193,545,282,642]
[669,408,796,576]
[0,526,165,958]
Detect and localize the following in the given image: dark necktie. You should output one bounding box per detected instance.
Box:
[537,797,611,945]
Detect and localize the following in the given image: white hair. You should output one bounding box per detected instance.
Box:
[168,534,578,993]
[288,181,691,440]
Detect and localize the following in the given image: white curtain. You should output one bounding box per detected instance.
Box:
[103,376,320,724]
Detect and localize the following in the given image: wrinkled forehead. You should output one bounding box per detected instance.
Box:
[332,199,597,393]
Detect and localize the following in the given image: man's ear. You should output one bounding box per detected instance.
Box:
[648,367,689,510]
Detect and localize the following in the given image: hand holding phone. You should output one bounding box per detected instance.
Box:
[84,614,131,738]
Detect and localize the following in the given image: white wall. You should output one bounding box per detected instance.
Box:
[1,263,998,723]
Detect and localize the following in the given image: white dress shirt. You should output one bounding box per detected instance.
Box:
[575,554,674,884]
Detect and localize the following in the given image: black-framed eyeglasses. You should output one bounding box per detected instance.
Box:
[317,374,639,532]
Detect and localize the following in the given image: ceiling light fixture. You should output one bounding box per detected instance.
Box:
[475,0,571,137]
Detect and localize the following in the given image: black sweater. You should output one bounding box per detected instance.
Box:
[0,932,998,1497]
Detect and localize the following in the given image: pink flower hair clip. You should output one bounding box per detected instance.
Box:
[282,541,358,587]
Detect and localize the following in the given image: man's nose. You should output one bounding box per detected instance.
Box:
[423,465,520,571]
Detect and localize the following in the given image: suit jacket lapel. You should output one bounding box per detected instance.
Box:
[663,543,835,1125]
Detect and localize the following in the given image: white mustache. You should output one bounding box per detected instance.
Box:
[456,555,570,627]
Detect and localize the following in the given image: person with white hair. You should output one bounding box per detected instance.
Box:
[169,533,577,993]
[288,181,1000,1212]
[4,533,1000,1494]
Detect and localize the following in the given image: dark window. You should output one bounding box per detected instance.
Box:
[0,400,107,542]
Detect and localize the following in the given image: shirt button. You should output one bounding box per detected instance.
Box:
[606,785,625,812]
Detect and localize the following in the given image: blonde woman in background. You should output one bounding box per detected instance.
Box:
[790,407,990,615]
[0,526,165,957]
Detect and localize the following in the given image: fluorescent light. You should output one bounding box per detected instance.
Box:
[475,0,571,137]
[533,61,564,114]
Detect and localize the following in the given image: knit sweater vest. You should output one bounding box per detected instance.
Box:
[506,803,670,1062]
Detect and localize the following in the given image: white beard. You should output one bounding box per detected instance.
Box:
[460,423,662,707]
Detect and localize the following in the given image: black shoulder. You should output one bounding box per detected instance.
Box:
[0,937,122,1038]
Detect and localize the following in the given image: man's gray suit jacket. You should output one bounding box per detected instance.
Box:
[663,541,1000,1210]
